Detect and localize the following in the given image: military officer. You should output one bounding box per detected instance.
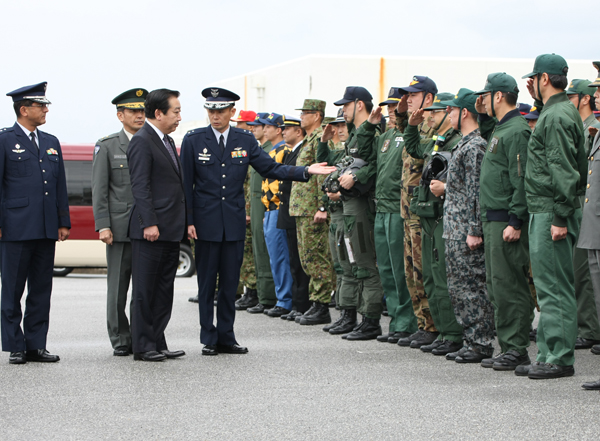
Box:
[565,79,600,350]
[180,88,334,355]
[473,73,533,370]
[520,54,587,379]
[403,92,464,355]
[92,88,148,356]
[0,82,70,364]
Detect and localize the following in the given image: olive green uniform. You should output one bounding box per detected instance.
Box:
[525,92,587,366]
[478,110,534,355]
[238,168,257,293]
[356,117,417,333]
[404,123,463,342]
[250,140,276,306]
[317,122,383,318]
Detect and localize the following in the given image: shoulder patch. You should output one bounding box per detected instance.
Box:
[94,145,101,155]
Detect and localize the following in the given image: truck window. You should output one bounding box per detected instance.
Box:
[64,160,93,206]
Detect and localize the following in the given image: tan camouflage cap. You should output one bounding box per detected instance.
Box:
[295,99,326,113]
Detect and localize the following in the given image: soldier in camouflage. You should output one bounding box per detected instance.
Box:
[289,99,333,326]
[432,89,495,363]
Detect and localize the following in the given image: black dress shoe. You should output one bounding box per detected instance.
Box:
[420,339,444,353]
[591,344,600,355]
[528,362,574,379]
[217,344,248,354]
[9,351,26,364]
[26,349,60,363]
[286,310,303,321]
[267,306,290,318]
[409,330,440,348]
[431,340,463,356]
[397,329,422,347]
[492,350,530,371]
[389,331,411,344]
[575,337,600,349]
[247,303,272,314]
[188,295,198,303]
[581,378,600,390]
[113,346,130,356]
[281,308,297,320]
[202,345,218,356]
[160,349,186,359]
[133,351,166,361]
[377,333,393,342]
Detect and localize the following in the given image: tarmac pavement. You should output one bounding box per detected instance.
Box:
[0,274,599,440]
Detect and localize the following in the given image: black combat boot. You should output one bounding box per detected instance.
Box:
[345,317,382,341]
[295,302,319,323]
[299,302,331,325]
[328,308,357,335]
[235,288,258,310]
[323,309,346,332]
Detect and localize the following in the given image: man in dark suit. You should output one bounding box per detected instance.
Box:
[180,88,335,355]
[92,88,147,357]
[0,82,71,364]
[277,115,311,320]
[127,89,186,362]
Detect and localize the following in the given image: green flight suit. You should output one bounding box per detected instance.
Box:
[357,119,417,333]
[250,140,276,306]
[404,123,463,343]
[317,122,383,318]
[525,92,587,366]
[479,110,534,355]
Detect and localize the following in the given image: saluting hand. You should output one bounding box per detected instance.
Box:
[475,96,486,115]
[409,108,425,126]
[367,106,383,125]
[144,225,160,242]
[526,78,537,101]
[58,227,70,242]
[397,94,409,113]
[99,229,113,245]
[321,124,336,143]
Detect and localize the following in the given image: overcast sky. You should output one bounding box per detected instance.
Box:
[0,0,594,143]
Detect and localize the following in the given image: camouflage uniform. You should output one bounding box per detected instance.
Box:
[401,122,435,331]
[443,129,494,353]
[239,168,257,291]
[290,124,333,304]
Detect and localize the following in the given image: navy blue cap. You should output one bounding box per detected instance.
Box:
[524,107,540,120]
[202,87,240,109]
[379,87,406,106]
[517,103,532,115]
[259,113,284,127]
[247,112,269,126]
[6,82,51,104]
[334,86,373,106]
[399,76,438,96]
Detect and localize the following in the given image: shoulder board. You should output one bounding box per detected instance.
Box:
[97,132,119,143]
[185,127,206,137]
[234,127,253,137]
[0,127,14,136]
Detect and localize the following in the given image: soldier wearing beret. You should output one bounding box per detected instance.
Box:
[92,88,148,356]
[473,73,533,370]
[565,79,600,351]
[519,54,587,379]
[1,82,70,364]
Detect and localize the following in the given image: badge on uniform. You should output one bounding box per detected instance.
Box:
[198,147,211,161]
[381,140,390,153]
[12,144,25,153]
[46,148,58,155]
[94,145,100,155]
[489,137,499,154]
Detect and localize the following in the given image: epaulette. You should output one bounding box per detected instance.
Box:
[97,132,119,143]
[234,127,254,137]
[184,127,205,138]
[0,127,13,136]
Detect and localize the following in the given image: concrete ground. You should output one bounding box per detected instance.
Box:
[0,274,599,440]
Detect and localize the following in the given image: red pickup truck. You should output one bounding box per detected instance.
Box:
[54,145,194,277]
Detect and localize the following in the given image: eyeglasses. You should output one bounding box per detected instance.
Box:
[300,111,317,116]
[480,93,491,100]
[25,104,49,109]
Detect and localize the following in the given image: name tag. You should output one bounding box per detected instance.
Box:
[488,137,499,154]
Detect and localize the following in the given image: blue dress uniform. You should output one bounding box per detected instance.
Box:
[180,88,308,351]
[0,82,70,359]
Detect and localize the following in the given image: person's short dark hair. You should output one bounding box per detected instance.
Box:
[145,89,180,119]
[364,101,374,114]
[501,92,518,106]
[467,110,478,122]
[546,74,568,90]
[589,95,597,112]
[13,99,33,118]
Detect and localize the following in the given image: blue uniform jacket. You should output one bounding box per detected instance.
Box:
[181,126,308,242]
[0,123,70,241]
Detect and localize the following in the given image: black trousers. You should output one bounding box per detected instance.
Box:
[1,239,55,352]
[195,239,244,346]
[130,239,179,353]
[286,228,310,313]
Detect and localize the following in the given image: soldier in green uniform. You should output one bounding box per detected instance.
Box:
[241,113,277,313]
[565,80,600,350]
[403,92,464,355]
[472,73,534,370]
[289,99,333,326]
[520,54,587,379]
[355,88,418,344]
[395,76,439,348]
[318,87,384,340]
[92,88,148,356]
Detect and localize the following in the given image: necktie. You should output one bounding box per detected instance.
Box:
[30,131,38,149]
[219,134,225,154]
[163,135,179,171]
